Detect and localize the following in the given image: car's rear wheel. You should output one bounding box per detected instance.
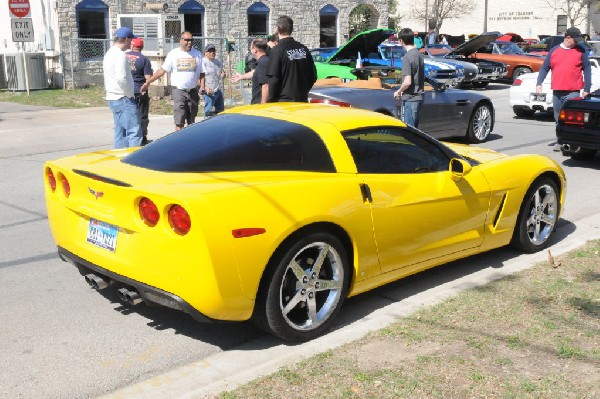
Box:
[466,103,493,143]
[471,81,490,89]
[513,106,536,118]
[512,67,532,82]
[562,148,597,160]
[511,176,559,253]
[256,231,350,341]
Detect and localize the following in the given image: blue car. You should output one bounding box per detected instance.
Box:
[370,43,464,85]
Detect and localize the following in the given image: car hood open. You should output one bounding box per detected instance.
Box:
[328,28,396,62]
[448,34,499,56]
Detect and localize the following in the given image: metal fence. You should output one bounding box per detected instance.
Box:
[61,35,264,106]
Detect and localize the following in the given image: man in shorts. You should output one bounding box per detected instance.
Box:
[141,31,204,130]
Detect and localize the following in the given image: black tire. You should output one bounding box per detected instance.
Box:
[512,67,532,82]
[255,231,350,341]
[513,106,536,118]
[466,103,493,143]
[471,81,490,89]
[511,176,560,253]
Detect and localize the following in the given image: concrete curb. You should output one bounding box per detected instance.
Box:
[101,212,600,399]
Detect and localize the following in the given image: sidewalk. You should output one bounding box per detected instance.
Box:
[0,102,173,158]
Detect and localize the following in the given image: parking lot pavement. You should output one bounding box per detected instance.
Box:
[0,102,173,159]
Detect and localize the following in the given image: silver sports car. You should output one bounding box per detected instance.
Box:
[308,67,495,143]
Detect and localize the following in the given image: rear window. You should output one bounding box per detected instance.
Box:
[123,114,336,173]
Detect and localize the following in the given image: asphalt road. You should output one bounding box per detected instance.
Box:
[1,84,600,399]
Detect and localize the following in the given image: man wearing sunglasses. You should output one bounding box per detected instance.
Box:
[141,31,205,131]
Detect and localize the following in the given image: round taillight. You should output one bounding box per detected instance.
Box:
[139,197,159,226]
[60,174,70,197]
[47,168,56,192]
[168,205,191,235]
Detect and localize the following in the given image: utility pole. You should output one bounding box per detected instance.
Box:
[483,0,488,32]
[425,0,429,32]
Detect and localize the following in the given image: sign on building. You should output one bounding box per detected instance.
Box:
[9,0,30,18]
[11,18,34,42]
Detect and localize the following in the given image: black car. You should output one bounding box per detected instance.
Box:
[556,94,600,160]
[424,34,508,88]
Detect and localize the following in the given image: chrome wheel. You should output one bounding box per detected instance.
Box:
[468,104,493,143]
[524,184,558,245]
[279,241,345,332]
[512,177,560,253]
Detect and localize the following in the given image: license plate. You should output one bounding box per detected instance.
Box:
[87,219,118,252]
[531,93,546,102]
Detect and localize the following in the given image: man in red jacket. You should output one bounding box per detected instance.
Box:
[536,27,591,123]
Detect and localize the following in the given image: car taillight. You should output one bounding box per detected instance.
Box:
[139,197,160,226]
[309,98,351,107]
[512,78,522,86]
[168,205,191,235]
[559,109,587,125]
[60,174,70,197]
[46,168,57,192]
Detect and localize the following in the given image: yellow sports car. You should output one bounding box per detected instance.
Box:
[44,103,566,341]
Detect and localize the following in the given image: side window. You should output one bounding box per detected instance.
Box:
[343,127,449,174]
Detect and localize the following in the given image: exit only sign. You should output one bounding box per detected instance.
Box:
[11,18,34,42]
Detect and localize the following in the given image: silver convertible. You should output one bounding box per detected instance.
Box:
[308,68,495,143]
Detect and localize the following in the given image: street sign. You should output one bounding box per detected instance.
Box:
[9,0,30,18]
[11,18,34,42]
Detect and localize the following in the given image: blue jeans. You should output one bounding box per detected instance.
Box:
[552,90,580,123]
[107,97,142,149]
[203,89,224,117]
[399,100,423,128]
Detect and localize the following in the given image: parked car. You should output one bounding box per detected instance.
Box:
[315,28,463,84]
[375,43,464,85]
[423,33,508,88]
[315,28,395,80]
[556,93,600,160]
[44,103,566,341]
[526,35,563,55]
[509,57,600,117]
[310,47,338,62]
[309,68,494,143]
[471,39,546,82]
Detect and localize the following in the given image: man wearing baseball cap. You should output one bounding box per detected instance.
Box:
[199,44,225,118]
[126,37,153,145]
[536,26,592,123]
[103,27,142,148]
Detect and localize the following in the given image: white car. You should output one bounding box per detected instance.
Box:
[509,57,600,117]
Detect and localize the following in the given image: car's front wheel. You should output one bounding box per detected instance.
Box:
[256,231,350,341]
[511,176,559,253]
[512,67,532,82]
[466,103,493,143]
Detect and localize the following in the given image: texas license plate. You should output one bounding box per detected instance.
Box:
[87,219,118,252]
[531,93,546,102]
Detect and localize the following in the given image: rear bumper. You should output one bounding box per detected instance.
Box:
[58,246,216,323]
[556,126,600,150]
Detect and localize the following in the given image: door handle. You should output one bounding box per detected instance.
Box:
[359,183,372,203]
[456,99,471,106]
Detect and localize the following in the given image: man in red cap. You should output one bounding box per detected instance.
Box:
[126,37,153,145]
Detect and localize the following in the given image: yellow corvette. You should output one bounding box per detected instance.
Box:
[44,103,566,341]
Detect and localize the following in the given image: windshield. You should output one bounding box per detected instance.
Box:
[379,45,406,59]
[495,42,526,55]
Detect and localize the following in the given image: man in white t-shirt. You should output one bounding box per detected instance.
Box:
[103,27,142,148]
[141,31,204,130]
[199,44,225,117]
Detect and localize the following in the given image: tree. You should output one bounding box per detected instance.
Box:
[545,0,593,27]
[349,4,373,36]
[411,0,476,33]
[388,0,400,30]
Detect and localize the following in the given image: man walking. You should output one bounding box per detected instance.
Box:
[231,38,270,104]
[536,27,592,123]
[141,31,204,131]
[394,27,425,128]
[126,37,153,145]
[266,15,317,102]
[103,27,142,149]
[199,44,225,117]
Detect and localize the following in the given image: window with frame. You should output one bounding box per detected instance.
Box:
[248,2,269,36]
[343,127,449,174]
[557,15,567,35]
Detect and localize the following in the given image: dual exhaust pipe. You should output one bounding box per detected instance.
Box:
[560,144,581,153]
[84,273,143,306]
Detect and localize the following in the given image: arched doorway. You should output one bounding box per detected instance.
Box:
[247,2,270,36]
[348,4,379,39]
[320,4,338,47]
[178,0,205,38]
[76,0,108,40]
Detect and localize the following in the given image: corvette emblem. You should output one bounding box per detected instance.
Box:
[88,187,104,199]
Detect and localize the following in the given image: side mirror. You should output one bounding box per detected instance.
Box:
[450,158,472,181]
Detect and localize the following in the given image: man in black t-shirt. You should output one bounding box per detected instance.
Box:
[266,15,317,102]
